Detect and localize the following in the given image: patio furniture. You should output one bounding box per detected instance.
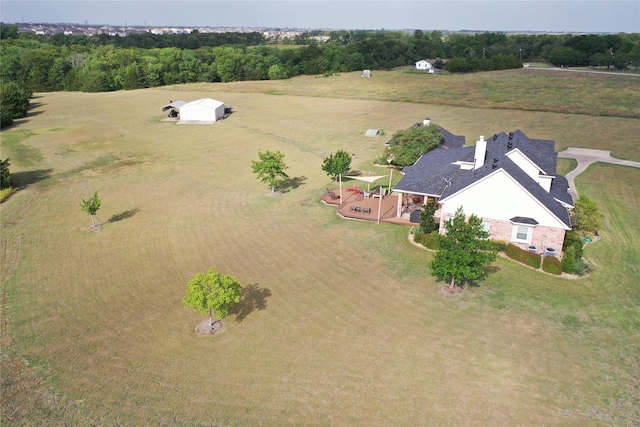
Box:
[363,191,371,198]
[372,188,386,199]
[326,188,339,199]
[363,207,371,214]
[346,185,361,194]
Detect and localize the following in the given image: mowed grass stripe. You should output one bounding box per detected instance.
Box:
[2,85,639,425]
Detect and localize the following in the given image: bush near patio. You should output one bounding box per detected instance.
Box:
[413,231,438,250]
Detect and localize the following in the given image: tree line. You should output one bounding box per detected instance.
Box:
[1,23,638,126]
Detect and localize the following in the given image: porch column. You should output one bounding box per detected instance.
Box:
[396,193,403,217]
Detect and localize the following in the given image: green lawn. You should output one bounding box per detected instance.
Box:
[1,72,639,425]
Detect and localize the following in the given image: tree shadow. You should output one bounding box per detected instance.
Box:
[279,175,307,193]
[26,101,44,114]
[107,208,140,223]
[229,283,272,322]
[10,169,53,189]
[463,265,501,288]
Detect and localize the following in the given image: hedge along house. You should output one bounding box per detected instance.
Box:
[178,98,225,124]
[393,128,574,256]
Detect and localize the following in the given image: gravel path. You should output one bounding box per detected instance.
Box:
[557,148,640,200]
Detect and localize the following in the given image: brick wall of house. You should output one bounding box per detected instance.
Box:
[438,216,567,257]
[486,219,566,256]
[529,225,566,256]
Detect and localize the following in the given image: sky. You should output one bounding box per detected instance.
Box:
[1,0,639,33]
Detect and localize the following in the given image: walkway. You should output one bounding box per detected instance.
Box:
[558,148,640,200]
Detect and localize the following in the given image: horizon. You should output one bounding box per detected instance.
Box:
[2,1,639,34]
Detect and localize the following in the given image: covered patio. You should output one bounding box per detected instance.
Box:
[321,186,418,226]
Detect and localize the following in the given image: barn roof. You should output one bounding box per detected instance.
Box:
[182,98,224,109]
[161,100,187,112]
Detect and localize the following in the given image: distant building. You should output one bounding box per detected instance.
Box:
[415,60,433,71]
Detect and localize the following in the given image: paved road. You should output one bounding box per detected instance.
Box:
[558,148,640,200]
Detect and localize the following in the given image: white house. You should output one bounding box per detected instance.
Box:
[393,127,574,256]
[179,98,225,124]
[415,60,433,71]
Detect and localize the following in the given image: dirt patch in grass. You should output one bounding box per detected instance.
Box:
[195,319,224,336]
[440,284,465,296]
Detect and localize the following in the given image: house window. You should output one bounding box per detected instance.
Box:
[513,225,532,243]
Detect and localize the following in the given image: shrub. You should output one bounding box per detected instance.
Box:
[574,257,591,276]
[563,230,584,259]
[504,243,541,269]
[491,240,507,252]
[562,246,576,273]
[573,196,604,234]
[0,187,13,203]
[414,232,438,250]
[542,256,562,275]
[419,198,438,233]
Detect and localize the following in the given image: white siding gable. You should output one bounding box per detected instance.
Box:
[506,149,542,179]
[538,175,553,192]
[506,149,555,192]
[440,169,568,229]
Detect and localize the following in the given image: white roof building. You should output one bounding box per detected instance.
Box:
[178,98,225,124]
[415,60,433,70]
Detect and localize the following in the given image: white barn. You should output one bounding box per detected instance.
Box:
[179,98,225,124]
[415,60,433,71]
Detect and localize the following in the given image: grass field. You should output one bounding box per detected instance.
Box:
[1,69,639,426]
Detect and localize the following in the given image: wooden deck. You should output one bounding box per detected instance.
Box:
[321,188,417,226]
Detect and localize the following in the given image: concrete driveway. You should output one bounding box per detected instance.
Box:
[557,148,640,200]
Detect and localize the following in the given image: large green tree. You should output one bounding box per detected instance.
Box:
[0,81,32,127]
[251,150,289,193]
[321,150,352,181]
[386,124,443,167]
[430,207,496,289]
[183,267,243,327]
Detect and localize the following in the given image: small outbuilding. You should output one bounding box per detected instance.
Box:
[161,100,187,112]
[179,98,225,124]
[415,60,433,71]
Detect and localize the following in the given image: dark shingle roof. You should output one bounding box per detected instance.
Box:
[393,128,572,228]
[510,216,540,225]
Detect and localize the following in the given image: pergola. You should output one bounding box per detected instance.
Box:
[340,174,390,224]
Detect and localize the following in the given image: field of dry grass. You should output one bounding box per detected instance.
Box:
[1,70,639,425]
